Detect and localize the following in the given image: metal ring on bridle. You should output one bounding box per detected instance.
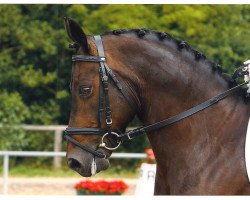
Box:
[99,132,121,150]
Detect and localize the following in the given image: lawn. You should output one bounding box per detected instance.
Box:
[0,163,139,179]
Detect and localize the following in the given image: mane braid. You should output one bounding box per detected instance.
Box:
[101,29,249,102]
[102,29,217,71]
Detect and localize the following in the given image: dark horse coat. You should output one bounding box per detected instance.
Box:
[64,17,250,195]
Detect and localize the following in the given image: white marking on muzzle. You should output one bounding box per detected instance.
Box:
[91,156,97,176]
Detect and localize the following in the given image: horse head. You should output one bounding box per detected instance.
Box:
[64,17,139,177]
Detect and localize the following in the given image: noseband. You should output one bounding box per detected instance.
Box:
[64,35,249,159]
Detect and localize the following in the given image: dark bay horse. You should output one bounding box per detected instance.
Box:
[63,17,250,195]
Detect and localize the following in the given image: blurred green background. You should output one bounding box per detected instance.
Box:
[0,4,249,172]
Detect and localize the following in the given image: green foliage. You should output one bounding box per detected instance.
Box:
[0,91,29,150]
[0,5,249,167]
[83,5,160,34]
[67,4,88,23]
[159,5,250,72]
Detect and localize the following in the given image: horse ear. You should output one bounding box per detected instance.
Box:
[64,17,89,52]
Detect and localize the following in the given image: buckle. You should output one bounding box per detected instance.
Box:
[106,118,112,126]
[127,130,134,140]
[100,57,106,62]
[127,128,145,140]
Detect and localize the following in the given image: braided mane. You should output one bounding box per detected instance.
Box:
[103,29,223,72]
[102,28,249,101]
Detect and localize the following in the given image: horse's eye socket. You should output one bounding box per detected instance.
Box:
[78,85,93,98]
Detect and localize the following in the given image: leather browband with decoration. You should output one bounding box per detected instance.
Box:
[72,55,105,62]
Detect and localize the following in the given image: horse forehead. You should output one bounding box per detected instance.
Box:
[73,62,99,78]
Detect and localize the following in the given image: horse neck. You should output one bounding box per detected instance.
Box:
[127,39,250,193]
[130,40,248,125]
[140,51,249,149]
[120,37,250,186]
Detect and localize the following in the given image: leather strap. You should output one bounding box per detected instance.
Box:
[118,81,249,142]
[95,36,112,129]
[104,63,138,112]
[94,35,138,112]
[65,128,105,135]
[72,55,105,62]
[97,73,104,127]
[64,134,106,158]
[94,36,105,57]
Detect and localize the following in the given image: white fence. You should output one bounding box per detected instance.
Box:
[0,151,147,195]
[0,125,137,169]
[0,125,66,169]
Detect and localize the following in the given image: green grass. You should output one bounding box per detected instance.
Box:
[8,165,78,177]
[0,164,139,179]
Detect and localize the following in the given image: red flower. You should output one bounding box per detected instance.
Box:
[75,179,128,195]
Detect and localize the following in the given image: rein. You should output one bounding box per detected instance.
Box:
[118,81,249,142]
[64,35,250,159]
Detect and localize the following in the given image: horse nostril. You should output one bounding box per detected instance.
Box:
[68,158,81,170]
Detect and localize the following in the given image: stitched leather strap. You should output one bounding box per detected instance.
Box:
[65,128,105,135]
[118,81,249,142]
[95,36,112,129]
[104,63,139,112]
[72,55,105,62]
[64,134,106,158]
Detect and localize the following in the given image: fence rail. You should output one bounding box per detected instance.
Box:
[1,124,68,169]
[0,151,147,195]
[0,124,67,169]
[0,125,137,169]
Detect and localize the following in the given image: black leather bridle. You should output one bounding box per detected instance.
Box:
[64,35,249,159]
[64,35,136,158]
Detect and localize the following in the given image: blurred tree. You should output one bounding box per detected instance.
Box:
[0,91,29,150]
[0,5,69,156]
[159,5,250,72]
[83,4,160,34]
[0,5,249,162]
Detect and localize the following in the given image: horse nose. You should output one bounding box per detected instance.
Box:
[67,151,93,177]
[67,152,87,172]
[68,157,82,171]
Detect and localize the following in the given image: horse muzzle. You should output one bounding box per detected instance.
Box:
[67,147,110,177]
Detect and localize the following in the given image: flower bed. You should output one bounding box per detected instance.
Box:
[74,179,128,195]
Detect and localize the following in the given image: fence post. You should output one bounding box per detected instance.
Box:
[3,154,9,194]
[53,130,62,169]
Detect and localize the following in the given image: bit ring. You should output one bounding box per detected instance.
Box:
[99,132,121,150]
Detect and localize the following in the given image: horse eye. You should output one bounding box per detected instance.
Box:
[78,85,93,98]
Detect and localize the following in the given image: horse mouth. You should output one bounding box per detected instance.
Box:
[68,156,110,177]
